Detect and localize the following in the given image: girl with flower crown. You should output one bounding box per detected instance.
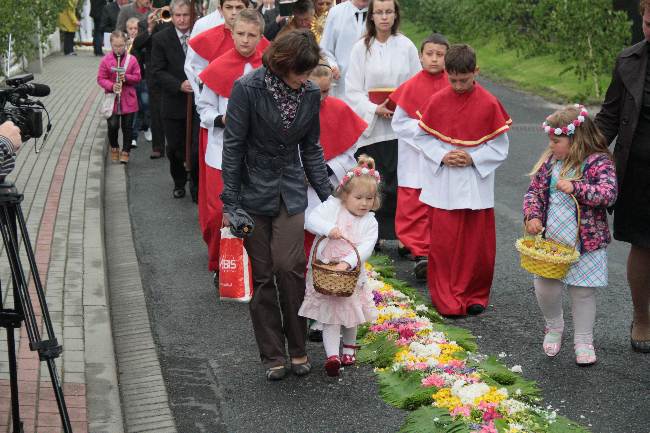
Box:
[523,104,618,366]
[299,155,380,377]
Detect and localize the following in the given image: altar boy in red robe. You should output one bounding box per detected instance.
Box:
[196,9,268,282]
[413,44,511,316]
[390,33,450,281]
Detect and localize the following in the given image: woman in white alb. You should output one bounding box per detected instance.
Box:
[344,0,420,242]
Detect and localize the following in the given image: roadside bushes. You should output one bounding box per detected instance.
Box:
[407,0,631,98]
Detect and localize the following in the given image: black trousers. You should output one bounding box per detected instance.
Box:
[355,139,398,239]
[107,113,135,152]
[148,84,165,154]
[189,108,200,199]
[162,117,189,189]
[92,17,103,55]
[62,31,75,55]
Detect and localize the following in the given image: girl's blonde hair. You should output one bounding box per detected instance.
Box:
[335,155,382,211]
[109,30,127,44]
[529,104,612,179]
[309,61,333,80]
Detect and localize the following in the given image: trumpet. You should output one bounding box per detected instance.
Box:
[153,6,172,23]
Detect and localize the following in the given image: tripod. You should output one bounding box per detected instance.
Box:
[0,182,72,433]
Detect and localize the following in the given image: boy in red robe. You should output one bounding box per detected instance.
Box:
[413,44,511,316]
[195,9,268,283]
[390,33,449,281]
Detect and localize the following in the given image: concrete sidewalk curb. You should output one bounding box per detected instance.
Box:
[104,146,177,433]
[84,106,125,433]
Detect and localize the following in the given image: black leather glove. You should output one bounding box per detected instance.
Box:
[225,208,255,238]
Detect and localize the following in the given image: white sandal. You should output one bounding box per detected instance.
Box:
[574,343,597,366]
[542,328,563,357]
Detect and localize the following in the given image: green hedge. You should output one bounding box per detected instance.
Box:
[403,0,631,99]
[0,0,68,73]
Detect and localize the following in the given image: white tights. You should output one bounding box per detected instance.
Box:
[534,277,596,345]
[322,324,358,357]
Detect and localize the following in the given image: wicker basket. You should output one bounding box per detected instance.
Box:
[311,236,361,297]
[516,194,581,279]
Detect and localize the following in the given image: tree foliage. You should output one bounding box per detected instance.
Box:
[407,0,631,98]
[0,0,68,71]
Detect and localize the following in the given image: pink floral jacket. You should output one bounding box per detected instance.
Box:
[522,152,617,252]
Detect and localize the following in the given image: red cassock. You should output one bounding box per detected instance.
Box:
[197,46,266,271]
[418,83,511,316]
[303,96,368,259]
[389,70,449,257]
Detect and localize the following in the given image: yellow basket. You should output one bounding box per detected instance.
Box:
[516,194,581,279]
[311,236,361,297]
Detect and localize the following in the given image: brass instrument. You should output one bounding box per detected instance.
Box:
[153,6,172,23]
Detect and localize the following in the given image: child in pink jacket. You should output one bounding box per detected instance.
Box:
[97,30,141,164]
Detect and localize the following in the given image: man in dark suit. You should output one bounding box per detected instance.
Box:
[595,1,650,352]
[100,0,128,34]
[150,0,195,198]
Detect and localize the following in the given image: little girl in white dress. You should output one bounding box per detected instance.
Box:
[299,155,380,377]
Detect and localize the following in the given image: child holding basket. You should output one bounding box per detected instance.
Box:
[299,155,380,377]
[523,104,617,366]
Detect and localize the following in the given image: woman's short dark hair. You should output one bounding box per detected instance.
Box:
[263,29,321,76]
[445,44,476,74]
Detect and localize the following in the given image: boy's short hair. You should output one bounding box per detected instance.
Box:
[264,30,320,76]
[233,8,265,33]
[126,17,140,28]
[420,33,449,53]
[445,44,476,74]
[220,0,250,7]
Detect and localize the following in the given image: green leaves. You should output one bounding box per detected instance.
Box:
[0,0,68,73]
[477,356,541,402]
[378,370,434,410]
[357,332,400,369]
[400,406,470,433]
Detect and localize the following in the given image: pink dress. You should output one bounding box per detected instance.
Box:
[299,207,378,328]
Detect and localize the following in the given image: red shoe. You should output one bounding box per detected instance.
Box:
[341,344,360,366]
[325,355,341,377]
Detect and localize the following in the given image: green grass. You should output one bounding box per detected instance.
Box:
[400,20,612,104]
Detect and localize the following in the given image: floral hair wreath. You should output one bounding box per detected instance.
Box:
[542,104,589,136]
[338,164,381,189]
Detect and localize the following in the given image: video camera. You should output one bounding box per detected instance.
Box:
[0,73,51,142]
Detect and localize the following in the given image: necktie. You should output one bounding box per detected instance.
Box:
[180,34,188,55]
[354,11,367,22]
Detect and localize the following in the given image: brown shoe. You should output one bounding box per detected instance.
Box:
[111,147,119,162]
[119,151,129,164]
[150,150,162,159]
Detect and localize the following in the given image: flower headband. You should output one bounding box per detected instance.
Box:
[338,164,381,188]
[542,104,589,136]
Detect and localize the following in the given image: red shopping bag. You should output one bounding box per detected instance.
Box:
[218,227,254,302]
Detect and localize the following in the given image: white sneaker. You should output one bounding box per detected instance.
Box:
[131,139,137,148]
[144,128,152,141]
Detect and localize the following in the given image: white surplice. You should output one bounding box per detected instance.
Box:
[413,128,510,210]
[196,63,254,169]
[319,1,367,99]
[184,10,225,101]
[345,34,420,148]
[391,106,425,188]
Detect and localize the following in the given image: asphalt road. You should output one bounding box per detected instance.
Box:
[126,77,650,433]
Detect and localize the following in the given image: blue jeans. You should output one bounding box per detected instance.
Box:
[132,80,150,141]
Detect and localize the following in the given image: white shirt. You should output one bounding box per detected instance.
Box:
[345,34,421,147]
[413,128,510,210]
[196,62,255,169]
[319,1,367,98]
[184,10,225,101]
[391,106,424,188]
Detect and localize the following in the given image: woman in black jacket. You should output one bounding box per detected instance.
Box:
[221,30,332,380]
